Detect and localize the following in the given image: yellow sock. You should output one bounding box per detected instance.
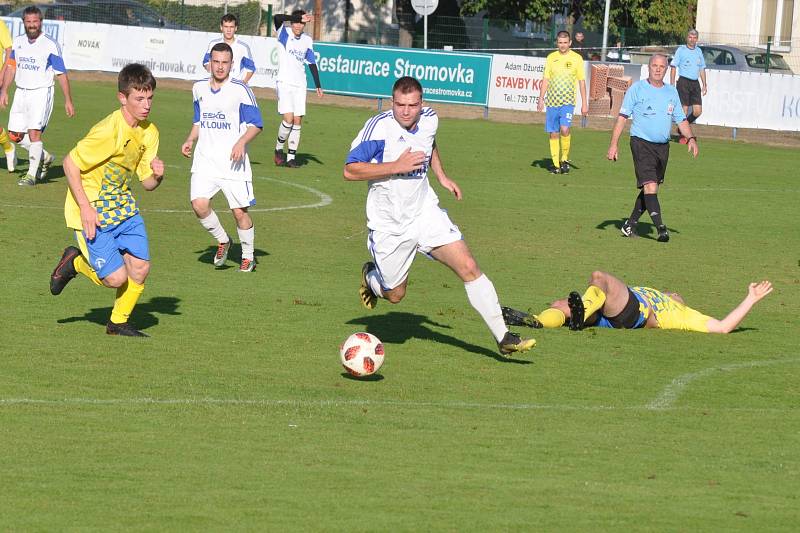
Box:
[549,137,560,168]
[560,134,571,162]
[110,278,145,324]
[73,254,103,286]
[538,308,566,328]
[581,285,606,318]
[0,128,11,152]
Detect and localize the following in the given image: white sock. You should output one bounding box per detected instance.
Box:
[237,225,255,260]
[28,141,43,177]
[366,268,384,298]
[276,121,292,150]
[199,211,229,243]
[287,125,301,160]
[464,274,507,342]
[19,136,32,151]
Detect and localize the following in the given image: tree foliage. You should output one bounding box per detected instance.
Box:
[459,0,696,39]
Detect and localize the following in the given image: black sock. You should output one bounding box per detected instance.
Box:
[643,193,664,227]
[629,191,646,224]
[687,113,697,124]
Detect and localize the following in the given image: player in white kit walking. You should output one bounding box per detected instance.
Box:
[181,43,263,272]
[202,13,255,84]
[0,5,74,186]
[272,10,323,168]
[344,76,536,357]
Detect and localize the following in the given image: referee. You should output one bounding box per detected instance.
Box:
[607,54,698,243]
[670,29,707,143]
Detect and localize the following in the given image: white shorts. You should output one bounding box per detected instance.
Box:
[190,174,255,209]
[276,81,307,116]
[367,204,462,290]
[8,86,55,133]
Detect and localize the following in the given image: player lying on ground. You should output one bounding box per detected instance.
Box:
[502,271,773,334]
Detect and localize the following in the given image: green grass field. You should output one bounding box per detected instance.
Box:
[1,80,798,531]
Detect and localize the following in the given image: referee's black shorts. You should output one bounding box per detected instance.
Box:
[676,77,702,106]
[630,136,669,188]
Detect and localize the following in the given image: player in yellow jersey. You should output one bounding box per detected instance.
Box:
[537,31,588,174]
[0,18,15,171]
[49,63,165,337]
[502,271,773,334]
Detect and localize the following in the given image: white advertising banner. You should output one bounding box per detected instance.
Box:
[697,69,800,131]
[487,53,585,114]
[60,21,281,88]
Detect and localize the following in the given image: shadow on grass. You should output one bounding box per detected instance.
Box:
[596,218,679,241]
[57,296,181,330]
[195,245,270,269]
[252,152,323,168]
[346,311,533,364]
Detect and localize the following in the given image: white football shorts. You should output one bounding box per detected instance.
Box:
[190,173,256,209]
[367,204,462,290]
[276,81,307,116]
[8,86,55,133]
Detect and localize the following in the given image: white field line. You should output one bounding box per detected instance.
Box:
[0,395,796,413]
[646,357,800,410]
[0,176,332,214]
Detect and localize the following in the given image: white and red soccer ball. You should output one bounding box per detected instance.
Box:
[340,332,385,377]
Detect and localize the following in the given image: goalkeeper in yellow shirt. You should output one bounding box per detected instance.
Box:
[503,271,773,334]
[48,63,164,337]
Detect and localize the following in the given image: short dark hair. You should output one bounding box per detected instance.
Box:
[22,6,43,19]
[291,9,305,23]
[557,30,571,40]
[118,63,156,95]
[220,13,238,26]
[392,76,423,97]
[210,42,233,59]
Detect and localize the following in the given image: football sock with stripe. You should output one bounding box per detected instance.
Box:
[110,278,145,324]
[581,285,607,319]
[538,307,566,328]
[628,191,646,224]
[687,112,697,124]
[464,274,507,342]
[199,211,229,244]
[560,134,571,163]
[366,269,384,298]
[28,141,43,177]
[73,254,103,286]
[287,125,301,160]
[276,121,292,150]
[549,138,560,168]
[644,193,664,227]
[237,225,255,260]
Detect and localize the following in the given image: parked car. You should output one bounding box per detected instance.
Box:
[8,0,195,30]
[700,44,793,74]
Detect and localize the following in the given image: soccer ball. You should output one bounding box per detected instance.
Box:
[340,332,384,377]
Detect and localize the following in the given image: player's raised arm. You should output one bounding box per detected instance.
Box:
[705,281,773,334]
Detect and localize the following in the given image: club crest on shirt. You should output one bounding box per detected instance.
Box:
[667,103,675,114]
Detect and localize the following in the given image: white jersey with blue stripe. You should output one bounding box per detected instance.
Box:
[10,33,66,89]
[276,25,316,88]
[191,77,263,181]
[202,38,256,81]
[346,107,439,234]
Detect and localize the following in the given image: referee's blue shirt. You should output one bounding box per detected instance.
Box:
[620,79,687,144]
[670,45,706,80]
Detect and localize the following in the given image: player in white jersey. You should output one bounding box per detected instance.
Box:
[344,76,536,358]
[202,14,255,84]
[272,10,323,168]
[181,43,263,273]
[0,6,74,186]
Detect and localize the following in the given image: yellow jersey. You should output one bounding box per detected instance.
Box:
[543,50,585,107]
[0,21,12,60]
[64,109,159,230]
[631,287,712,333]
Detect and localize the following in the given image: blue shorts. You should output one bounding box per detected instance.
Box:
[594,289,648,330]
[77,213,150,279]
[545,105,575,133]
